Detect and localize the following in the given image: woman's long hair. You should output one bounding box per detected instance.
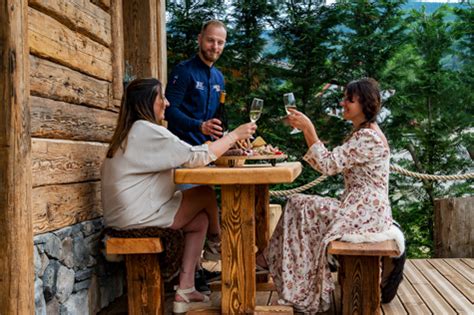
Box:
[106,78,161,158]
[344,78,381,141]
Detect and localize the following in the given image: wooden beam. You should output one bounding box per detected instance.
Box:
[0,0,34,313]
[111,0,124,101]
[156,0,167,84]
[328,240,400,257]
[123,0,164,80]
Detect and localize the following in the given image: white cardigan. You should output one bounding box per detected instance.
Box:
[101,120,216,229]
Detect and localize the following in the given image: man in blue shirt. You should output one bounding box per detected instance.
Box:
[165,20,227,145]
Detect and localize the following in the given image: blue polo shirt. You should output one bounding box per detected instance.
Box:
[165,55,225,145]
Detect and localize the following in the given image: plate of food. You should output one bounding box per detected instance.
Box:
[215,136,287,167]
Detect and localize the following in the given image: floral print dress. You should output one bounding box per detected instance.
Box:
[265,128,393,314]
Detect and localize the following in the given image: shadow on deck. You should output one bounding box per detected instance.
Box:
[99,258,473,314]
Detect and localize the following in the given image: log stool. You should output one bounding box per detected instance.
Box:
[328,240,400,315]
[106,237,164,315]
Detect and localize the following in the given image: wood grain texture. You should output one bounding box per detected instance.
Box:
[111,0,124,100]
[412,259,472,313]
[32,139,108,186]
[30,56,111,110]
[91,0,111,12]
[123,0,156,78]
[221,184,256,314]
[29,0,112,47]
[156,0,167,84]
[0,0,34,313]
[174,162,302,185]
[125,254,164,315]
[28,7,112,81]
[328,240,400,257]
[434,196,473,258]
[30,96,116,142]
[428,259,473,303]
[339,256,381,315]
[32,182,102,234]
[404,260,456,314]
[106,238,163,254]
[395,271,432,314]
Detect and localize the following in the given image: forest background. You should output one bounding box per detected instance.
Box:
[164,0,473,258]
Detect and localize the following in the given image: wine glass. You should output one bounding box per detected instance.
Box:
[283,92,301,134]
[250,98,263,123]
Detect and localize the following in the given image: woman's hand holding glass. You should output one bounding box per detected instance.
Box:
[283,93,301,134]
[231,122,258,141]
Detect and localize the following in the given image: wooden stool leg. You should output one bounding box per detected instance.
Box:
[339,255,381,315]
[126,254,164,315]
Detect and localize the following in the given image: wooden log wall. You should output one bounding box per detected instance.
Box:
[28,0,123,235]
[28,0,167,235]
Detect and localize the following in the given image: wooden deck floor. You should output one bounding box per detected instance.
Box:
[99,258,473,315]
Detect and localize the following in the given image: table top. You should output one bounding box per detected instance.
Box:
[174,161,302,185]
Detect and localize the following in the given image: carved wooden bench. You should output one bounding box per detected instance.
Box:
[106,237,164,315]
[328,240,400,315]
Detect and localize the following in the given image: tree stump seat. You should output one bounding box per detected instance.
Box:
[106,237,165,315]
[328,240,400,315]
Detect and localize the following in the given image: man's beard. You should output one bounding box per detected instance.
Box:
[200,47,220,63]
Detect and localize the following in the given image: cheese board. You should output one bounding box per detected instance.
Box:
[214,154,287,167]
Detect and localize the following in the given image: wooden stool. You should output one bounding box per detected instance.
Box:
[328,240,400,315]
[106,237,164,315]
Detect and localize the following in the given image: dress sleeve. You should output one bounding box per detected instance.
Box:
[124,121,216,172]
[303,129,387,175]
[165,65,202,132]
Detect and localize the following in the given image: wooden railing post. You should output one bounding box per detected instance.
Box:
[0,0,33,313]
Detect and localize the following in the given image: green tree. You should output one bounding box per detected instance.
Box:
[382,5,473,257]
[333,0,407,82]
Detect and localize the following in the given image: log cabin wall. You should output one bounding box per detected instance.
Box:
[28,0,126,313]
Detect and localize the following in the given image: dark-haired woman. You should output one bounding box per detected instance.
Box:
[101,78,256,313]
[257,78,404,313]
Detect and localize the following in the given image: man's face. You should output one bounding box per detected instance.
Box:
[198,25,227,64]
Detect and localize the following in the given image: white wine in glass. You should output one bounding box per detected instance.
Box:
[250,98,263,123]
[283,92,301,134]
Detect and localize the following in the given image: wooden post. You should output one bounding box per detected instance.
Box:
[339,256,381,315]
[0,0,33,313]
[434,196,473,258]
[123,0,166,80]
[111,0,124,101]
[156,0,167,85]
[221,184,256,314]
[255,185,270,283]
[126,255,164,315]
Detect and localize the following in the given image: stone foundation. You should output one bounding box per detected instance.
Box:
[34,218,125,314]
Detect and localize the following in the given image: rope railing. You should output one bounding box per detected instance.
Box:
[269,164,474,197]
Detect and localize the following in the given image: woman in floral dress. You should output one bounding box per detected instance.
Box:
[258,78,397,313]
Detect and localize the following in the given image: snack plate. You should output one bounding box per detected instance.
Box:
[215,154,287,167]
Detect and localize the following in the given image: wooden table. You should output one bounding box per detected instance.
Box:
[175,162,302,314]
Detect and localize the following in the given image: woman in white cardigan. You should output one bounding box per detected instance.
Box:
[101,78,256,312]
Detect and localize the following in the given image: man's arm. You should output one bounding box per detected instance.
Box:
[165,66,202,132]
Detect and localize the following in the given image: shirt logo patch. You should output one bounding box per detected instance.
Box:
[195,81,205,90]
[213,85,221,92]
[172,75,178,84]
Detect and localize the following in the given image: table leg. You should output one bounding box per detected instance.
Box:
[221,184,256,314]
[255,184,270,283]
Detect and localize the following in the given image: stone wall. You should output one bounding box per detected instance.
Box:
[34,218,125,314]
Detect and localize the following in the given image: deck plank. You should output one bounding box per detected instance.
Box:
[412,259,473,314]
[428,259,474,303]
[405,260,456,314]
[382,294,408,315]
[396,270,432,314]
[444,259,474,283]
[460,258,474,269]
